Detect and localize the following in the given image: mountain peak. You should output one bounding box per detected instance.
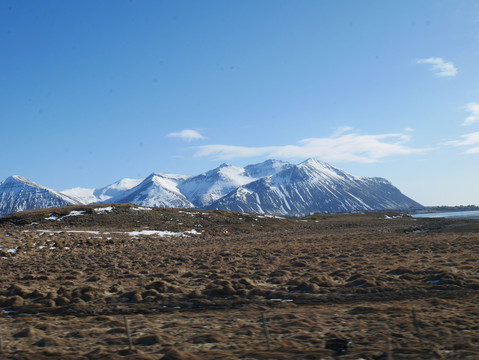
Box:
[300,158,325,167]
[0,175,80,217]
[4,175,27,183]
[9,175,24,181]
[2,175,48,190]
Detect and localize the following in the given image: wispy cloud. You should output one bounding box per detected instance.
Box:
[194,129,428,163]
[167,129,205,142]
[416,57,457,77]
[445,131,479,154]
[462,102,479,126]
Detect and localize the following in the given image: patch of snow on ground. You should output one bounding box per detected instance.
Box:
[66,230,101,234]
[131,206,152,211]
[257,215,286,219]
[126,230,187,237]
[63,210,86,218]
[384,215,404,220]
[94,206,113,214]
[185,229,202,235]
[179,211,200,216]
[46,211,86,221]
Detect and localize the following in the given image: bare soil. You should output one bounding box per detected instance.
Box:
[0,204,478,359]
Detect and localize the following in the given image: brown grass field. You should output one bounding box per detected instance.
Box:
[0,204,478,359]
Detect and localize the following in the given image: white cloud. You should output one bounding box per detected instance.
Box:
[446,131,479,154]
[167,129,205,142]
[462,102,479,126]
[194,129,427,163]
[416,57,457,77]
[332,126,354,137]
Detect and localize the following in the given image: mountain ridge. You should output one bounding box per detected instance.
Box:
[0,159,421,217]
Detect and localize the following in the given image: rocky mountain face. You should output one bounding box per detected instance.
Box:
[0,159,421,217]
[0,176,80,217]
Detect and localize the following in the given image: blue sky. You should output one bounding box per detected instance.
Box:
[1,0,479,206]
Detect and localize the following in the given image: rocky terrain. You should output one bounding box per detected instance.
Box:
[0,204,478,359]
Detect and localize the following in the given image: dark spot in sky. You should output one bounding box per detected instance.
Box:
[426,20,431,26]
[38,108,44,115]
[153,77,158,83]
[139,142,144,148]
[230,66,235,70]
[64,147,69,153]
[375,55,379,60]
[109,88,113,94]
[410,20,416,26]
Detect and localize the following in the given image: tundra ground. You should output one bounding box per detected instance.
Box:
[0,205,478,359]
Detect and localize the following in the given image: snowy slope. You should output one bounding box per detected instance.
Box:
[178,163,255,206]
[107,173,194,208]
[61,178,142,204]
[94,178,143,202]
[244,159,293,178]
[60,187,98,204]
[0,176,81,217]
[208,158,421,216]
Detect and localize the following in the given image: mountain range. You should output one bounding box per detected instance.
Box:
[0,159,421,217]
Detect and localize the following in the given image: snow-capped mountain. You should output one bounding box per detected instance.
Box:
[107,173,194,208]
[208,158,421,216]
[0,159,422,217]
[61,178,142,204]
[0,176,80,217]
